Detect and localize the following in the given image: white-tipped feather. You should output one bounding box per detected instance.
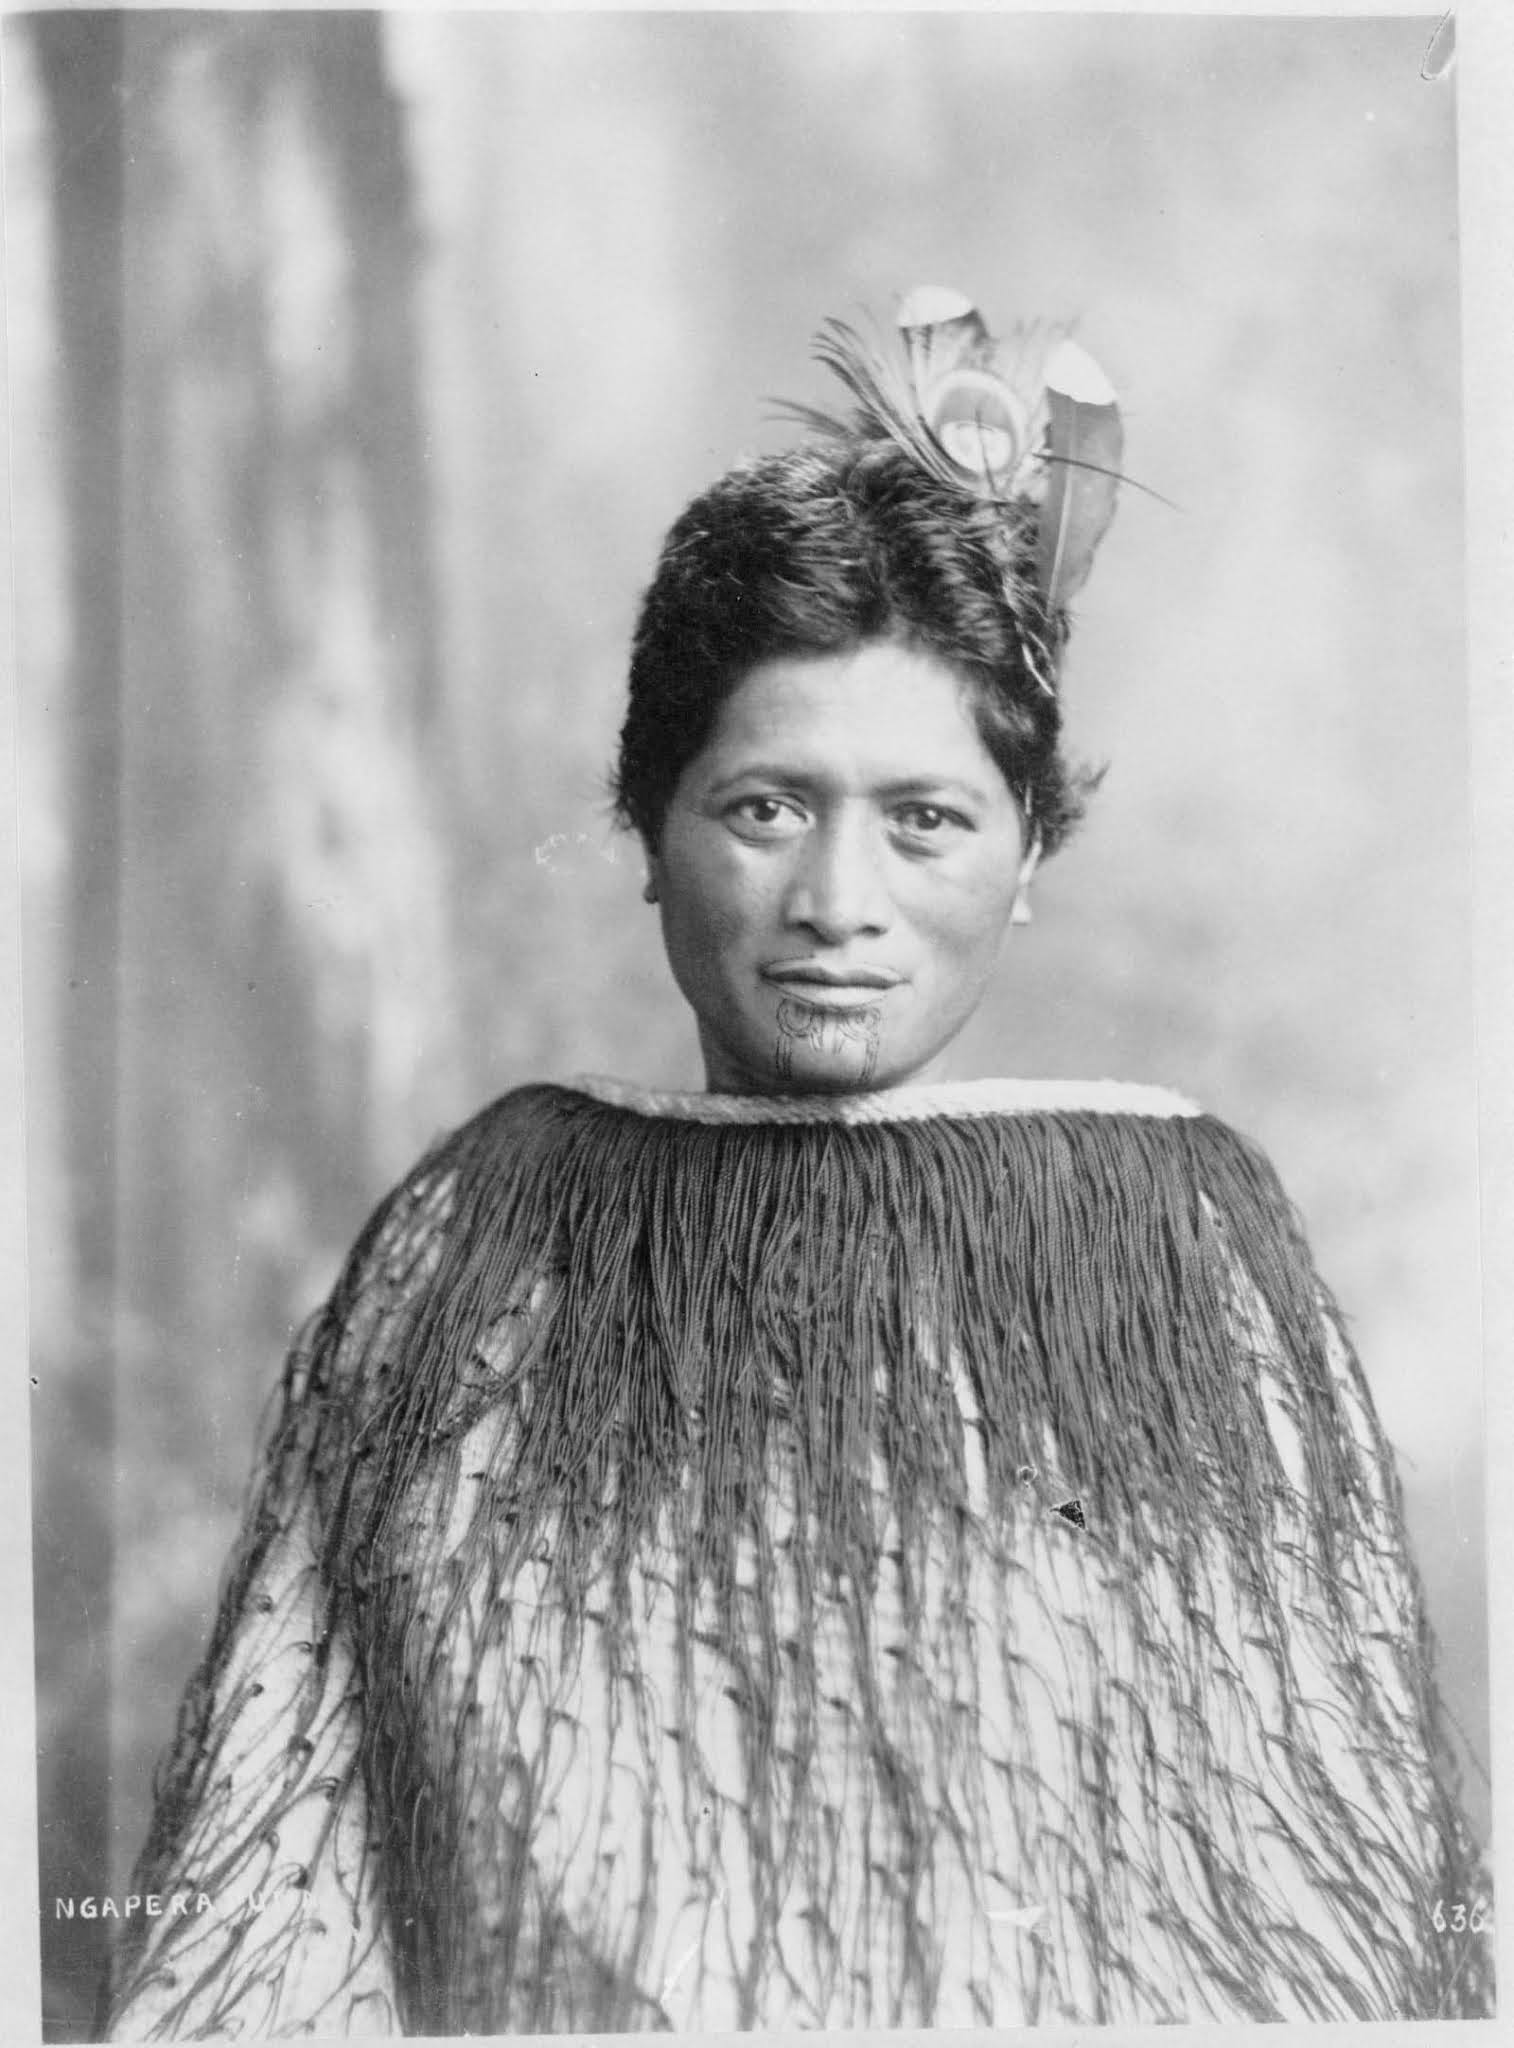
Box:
[1037,379,1123,613]
[1044,337,1117,408]
[897,287,992,392]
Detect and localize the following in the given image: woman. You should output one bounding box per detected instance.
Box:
[105,290,1490,2034]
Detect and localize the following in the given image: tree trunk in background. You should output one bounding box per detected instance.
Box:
[29,16,126,2039]
[26,15,457,2035]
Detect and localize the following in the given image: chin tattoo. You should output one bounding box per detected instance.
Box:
[774,996,882,1087]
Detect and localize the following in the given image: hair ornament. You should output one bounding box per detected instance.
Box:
[786,285,1125,618]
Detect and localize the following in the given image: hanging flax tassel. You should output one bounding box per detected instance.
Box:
[112,1085,1492,2033]
[356,1088,1328,1564]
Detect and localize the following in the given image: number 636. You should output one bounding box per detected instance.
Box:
[1433,1899,1490,1934]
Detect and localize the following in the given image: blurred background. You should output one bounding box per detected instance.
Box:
[6,11,1483,2036]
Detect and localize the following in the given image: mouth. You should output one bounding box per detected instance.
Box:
[762,963,903,1003]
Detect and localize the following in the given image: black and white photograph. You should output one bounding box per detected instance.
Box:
[4,3,1508,2038]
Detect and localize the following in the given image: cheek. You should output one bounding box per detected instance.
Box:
[660,841,773,962]
[910,867,1020,968]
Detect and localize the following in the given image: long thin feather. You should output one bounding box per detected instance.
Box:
[808,317,964,490]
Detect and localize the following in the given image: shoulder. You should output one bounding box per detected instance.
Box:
[293,1085,578,1406]
[333,1085,582,1291]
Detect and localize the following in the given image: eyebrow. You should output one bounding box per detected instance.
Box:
[704,766,997,806]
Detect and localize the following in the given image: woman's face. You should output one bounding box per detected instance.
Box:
[649,639,1036,1095]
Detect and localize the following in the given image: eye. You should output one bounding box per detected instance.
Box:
[891,801,971,842]
[725,793,806,839]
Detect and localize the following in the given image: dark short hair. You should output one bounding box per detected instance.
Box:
[613,438,1099,856]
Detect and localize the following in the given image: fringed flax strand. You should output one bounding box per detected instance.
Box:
[107,1085,1492,2035]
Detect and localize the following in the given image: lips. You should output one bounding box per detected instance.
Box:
[763,963,903,996]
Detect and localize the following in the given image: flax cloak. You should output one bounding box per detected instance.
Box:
[104,1078,1493,2035]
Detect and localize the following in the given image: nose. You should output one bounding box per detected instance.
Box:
[782,811,892,944]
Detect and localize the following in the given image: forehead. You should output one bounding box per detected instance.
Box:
[695,642,1001,788]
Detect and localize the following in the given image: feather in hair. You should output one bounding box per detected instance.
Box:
[899,288,1041,494]
[799,314,967,492]
[897,285,994,388]
[780,288,1129,622]
[1037,338,1124,613]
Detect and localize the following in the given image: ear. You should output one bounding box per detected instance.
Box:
[641,837,662,906]
[1010,835,1042,927]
